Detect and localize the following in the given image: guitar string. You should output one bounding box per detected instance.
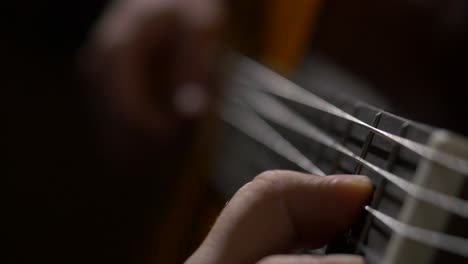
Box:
[222,100,325,176]
[242,90,468,220]
[366,206,468,258]
[233,56,468,177]
[221,103,380,260]
[221,101,468,259]
[349,238,381,264]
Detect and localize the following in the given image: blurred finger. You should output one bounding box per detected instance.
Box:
[83,0,222,137]
[171,0,223,118]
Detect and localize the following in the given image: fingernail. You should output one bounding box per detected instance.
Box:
[320,254,365,264]
[173,83,208,117]
[329,175,373,189]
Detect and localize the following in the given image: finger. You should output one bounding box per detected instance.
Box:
[172,0,223,118]
[186,171,372,264]
[257,254,364,264]
[109,10,184,135]
[83,3,182,136]
[83,0,222,136]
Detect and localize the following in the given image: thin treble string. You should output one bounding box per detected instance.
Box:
[221,101,325,176]
[366,206,468,258]
[222,101,384,263]
[235,57,468,176]
[242,90,468,219]
[222,100,468,259]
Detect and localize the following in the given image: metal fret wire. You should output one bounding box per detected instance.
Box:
[356,123,409,253]
[234,57,468,177]
[243,90,468,219]
[222,99,468,259]
[221,104,379,260]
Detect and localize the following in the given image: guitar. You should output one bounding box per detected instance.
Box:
[214,55,468,264]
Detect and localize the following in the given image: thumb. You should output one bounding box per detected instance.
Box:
[186,171,372,264]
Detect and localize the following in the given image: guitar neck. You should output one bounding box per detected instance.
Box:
[215,55,468,264]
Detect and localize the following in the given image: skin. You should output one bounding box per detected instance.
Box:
[86,1,374,263]
[186,171,372,264]
[84,0,222,138]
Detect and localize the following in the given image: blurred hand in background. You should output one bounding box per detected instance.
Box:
[84,0,222,139]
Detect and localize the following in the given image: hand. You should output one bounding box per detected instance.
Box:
[83,0,222,138]
[186,171,372,264]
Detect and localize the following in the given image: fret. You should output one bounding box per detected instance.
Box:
[354,111,382,174]
[355,122,409,255]
[217,55,468,263]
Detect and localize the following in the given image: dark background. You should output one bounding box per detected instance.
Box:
[5,1,468,263]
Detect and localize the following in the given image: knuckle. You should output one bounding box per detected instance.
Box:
[235,170,283,198]
[256,255,276,264]
[254,170,283,183]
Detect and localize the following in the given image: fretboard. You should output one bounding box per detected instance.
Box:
[214,55,468,264]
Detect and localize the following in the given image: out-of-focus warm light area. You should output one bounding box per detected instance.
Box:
[6,1,468,264]
[261,0,324,74]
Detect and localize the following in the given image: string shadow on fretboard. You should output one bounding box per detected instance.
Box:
[213,81,468,263]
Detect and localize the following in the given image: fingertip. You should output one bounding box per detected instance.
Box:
[323,175,373,216]
[177,0,223,29]
[325,175,373,195]
[319,254,365,264]
[173,83,208,118]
